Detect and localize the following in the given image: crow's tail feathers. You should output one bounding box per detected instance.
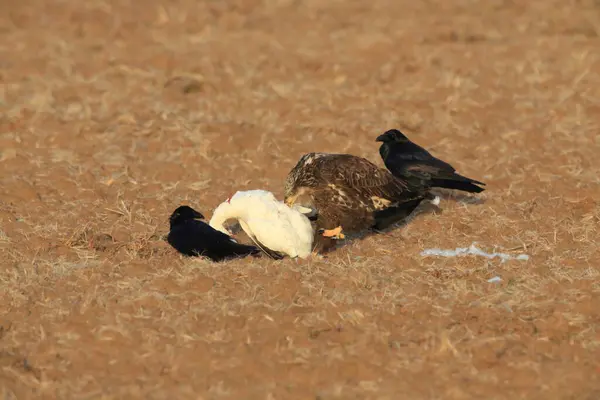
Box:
[431,176,485,193]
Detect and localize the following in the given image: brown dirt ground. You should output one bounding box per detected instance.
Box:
[1,0,600,398]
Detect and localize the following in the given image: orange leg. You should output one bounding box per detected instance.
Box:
[320,226,345,239]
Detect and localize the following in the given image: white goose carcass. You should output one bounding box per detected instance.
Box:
[208,189,315,259]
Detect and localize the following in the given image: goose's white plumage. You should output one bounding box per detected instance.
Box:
[208,190,314,259]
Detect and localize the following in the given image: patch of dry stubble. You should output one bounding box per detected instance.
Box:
[2,0,600,398]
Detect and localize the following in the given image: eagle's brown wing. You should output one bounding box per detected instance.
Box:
[312,154,417,201]
[311,185,375,231]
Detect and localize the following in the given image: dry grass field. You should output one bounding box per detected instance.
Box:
[2,0,600,398]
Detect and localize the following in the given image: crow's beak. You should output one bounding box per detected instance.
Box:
[194,212,205,220]
[375,134,386,142]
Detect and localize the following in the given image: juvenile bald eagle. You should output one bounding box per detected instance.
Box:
[284,152,433,253]
[376,129,486,193]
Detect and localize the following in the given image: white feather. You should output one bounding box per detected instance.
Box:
[209,190,314,259]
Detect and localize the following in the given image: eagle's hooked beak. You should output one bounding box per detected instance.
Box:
[292,204,318,221]
[293,205,313,214]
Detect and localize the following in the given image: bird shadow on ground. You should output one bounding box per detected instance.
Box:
[326,191,487,254]
[433,189,487,205]
[325,201,441,254]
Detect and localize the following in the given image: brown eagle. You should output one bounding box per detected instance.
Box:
[284,152,433,253]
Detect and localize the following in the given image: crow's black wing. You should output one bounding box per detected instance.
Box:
[168,220,259,261]
[386,141,457,173]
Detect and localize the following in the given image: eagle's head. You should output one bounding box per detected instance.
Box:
[376,129,410,144]
[284,153,322,199]
[284,172,295,199]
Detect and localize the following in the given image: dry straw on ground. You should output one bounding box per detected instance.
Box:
[1,0,600,398]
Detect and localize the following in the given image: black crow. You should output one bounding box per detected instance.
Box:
[376,129,486,194]
[167,205,260,262]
